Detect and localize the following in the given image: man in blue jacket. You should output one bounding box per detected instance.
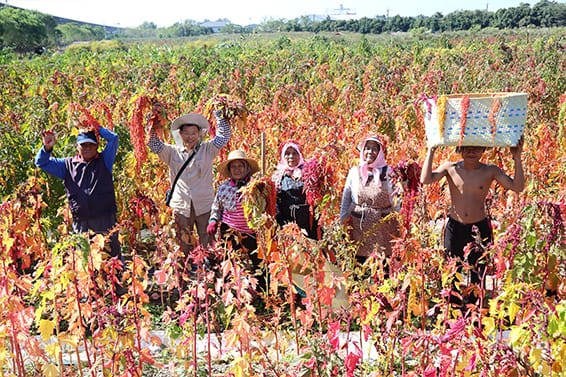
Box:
[35,127,122,264]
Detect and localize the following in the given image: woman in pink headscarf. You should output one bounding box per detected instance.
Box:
[340,134,400,263]
[272,140,320,240]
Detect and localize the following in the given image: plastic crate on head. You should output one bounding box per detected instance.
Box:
[422,92,527,147]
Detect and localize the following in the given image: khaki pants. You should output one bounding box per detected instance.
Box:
[174,207,210,256]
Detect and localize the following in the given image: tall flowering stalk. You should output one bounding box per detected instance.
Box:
[204,93,249,137]
[458,95,470,146]
[129,96,168,172]
[436,95,447,137]
[390,160,421,234]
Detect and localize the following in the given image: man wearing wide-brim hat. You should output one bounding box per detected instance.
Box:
[148,110,231,261]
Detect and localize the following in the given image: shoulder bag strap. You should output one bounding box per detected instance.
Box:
[170,145,199,196]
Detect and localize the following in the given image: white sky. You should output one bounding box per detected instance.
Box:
[4,0,545,28]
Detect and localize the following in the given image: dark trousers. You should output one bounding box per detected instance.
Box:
[276,204,320,240]
[73,213,122,261]
[219,223,267,295]
[444,217,493,295]
[73,213,125,295]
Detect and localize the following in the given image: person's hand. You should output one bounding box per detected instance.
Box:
[207,221,218,237]
[510,136,523,160]
[146,102,166,131]
[41,130,56,152]
[213,109,224,120]
[144,112,153,132]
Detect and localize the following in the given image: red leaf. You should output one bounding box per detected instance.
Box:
[153,269,168,285]
[327,320,341,350]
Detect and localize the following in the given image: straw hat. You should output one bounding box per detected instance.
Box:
[218,150,260,178]
[170,113,210,146]
[171,113,209,132]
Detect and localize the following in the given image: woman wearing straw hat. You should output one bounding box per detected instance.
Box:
[148,110,231,259]
[340,134,400,265]
[207,150,266,293]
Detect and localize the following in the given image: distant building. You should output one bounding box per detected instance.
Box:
[328,4,358,21]
[305,14,329,22]
[200,21,230,32]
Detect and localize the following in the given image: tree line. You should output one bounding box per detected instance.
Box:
[1,0,565,52]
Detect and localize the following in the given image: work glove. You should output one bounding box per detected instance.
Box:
[207,221,218,236]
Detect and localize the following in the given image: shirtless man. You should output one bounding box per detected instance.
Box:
[420,139,524,304]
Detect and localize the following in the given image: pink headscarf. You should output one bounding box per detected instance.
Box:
[358,135,386,186]
[277,141,305,180]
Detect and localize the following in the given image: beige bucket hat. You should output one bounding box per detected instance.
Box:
[217,150,260,178]
[171,113,210,131]
[170,113,210,146]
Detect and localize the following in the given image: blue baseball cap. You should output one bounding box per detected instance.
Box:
[76,130,98,145]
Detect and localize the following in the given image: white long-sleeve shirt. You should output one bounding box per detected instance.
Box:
[148,115,231,217]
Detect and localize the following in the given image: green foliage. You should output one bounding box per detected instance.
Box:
[56,22,106,44]
[0,6,58,51]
